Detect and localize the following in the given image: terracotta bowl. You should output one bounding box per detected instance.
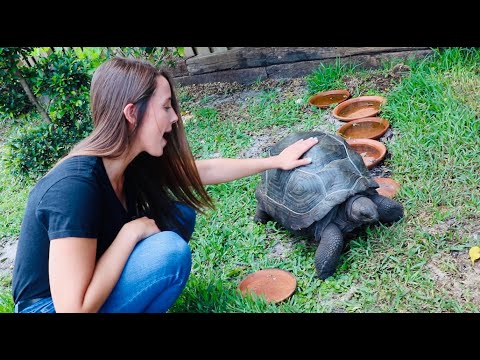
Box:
[308,89,350,109]
[337,117,390,140]
[238,269,296,303]
[346,138,387,169]
[374,177,400,198]
[332,95,386,122]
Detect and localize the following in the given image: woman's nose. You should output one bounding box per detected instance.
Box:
[171,113,179,124]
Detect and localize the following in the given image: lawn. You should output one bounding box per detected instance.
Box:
[1,47,479,313]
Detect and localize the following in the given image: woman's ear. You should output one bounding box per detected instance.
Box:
[123,103,137,130]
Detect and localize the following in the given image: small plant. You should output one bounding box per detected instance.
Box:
[305,58,358,95]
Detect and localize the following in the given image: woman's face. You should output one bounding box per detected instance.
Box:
[134,76,178,157]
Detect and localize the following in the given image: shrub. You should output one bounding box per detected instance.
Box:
[31,49,93,127]
[2,118,93,181]
[0,49,36,121]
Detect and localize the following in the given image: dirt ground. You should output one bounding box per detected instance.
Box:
[0,236,16,280]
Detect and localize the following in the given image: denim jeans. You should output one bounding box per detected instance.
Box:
[19,202,196,313]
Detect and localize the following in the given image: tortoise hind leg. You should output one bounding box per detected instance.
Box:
[254,203,272,224]
[314,223,344,280]
[369,194,404,223]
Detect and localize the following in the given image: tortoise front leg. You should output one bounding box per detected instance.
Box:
[314,222,344,280]
[369,194,404,223]
[253,203,272,224]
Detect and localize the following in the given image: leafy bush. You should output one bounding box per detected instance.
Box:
[0,68,37,121]
[2,118,92,181]
[1,48,96,180]
[31,49,93,127]
[0,48,36,121]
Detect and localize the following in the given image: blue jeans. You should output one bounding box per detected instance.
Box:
[19,203,196,313]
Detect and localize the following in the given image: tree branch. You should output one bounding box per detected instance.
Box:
[12,66,51,123]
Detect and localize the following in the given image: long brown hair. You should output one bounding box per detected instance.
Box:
[69,56,214,236]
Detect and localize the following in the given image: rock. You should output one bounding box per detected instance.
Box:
[0,236,18,279]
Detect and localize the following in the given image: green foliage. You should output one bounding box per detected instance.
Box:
[0,73,34,120]
[71,47,107,72]
[2,118,92,181]
[112,47,185,67]
[0,48,35,121]
[0,47,34,71]
[1,48,96,179]
[31,49,93,126]
[0,287,14,313]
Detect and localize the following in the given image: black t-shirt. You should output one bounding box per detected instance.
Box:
[12,155,134,304]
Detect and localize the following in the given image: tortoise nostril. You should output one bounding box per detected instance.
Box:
[367,211,379,222]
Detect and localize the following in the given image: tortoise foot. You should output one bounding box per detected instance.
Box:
[254,206,272,224]
[314,223,344,280]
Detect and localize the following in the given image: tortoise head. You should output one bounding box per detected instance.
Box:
[345,195,379,224]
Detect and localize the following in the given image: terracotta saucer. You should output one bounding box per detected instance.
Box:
[374,177,400,198]
[346,138,387,169]
[337,117,390,140]
[238,268,296,303]
[308,89,350,109]
[332,96,386,122]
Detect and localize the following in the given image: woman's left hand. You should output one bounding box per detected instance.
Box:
[274,136,318,170]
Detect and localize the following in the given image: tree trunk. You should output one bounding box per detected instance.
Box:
[12,67,51,123]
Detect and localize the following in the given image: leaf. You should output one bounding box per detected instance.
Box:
[468,246,480,265]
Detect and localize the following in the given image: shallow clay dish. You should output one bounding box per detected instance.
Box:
[337,117,390,140]
[374,177,400,198]
[308,89,350,109]
[332,96,386,122]
[346,138,387,169]
[238,269,297,303]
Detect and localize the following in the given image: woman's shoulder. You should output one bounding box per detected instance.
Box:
[29,156,106,205]
[57,155,100,171]
[41,155,104,186]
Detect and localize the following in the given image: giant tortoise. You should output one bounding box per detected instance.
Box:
[254,131,404,279]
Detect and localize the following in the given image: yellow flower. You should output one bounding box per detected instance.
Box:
[468,246,480,265]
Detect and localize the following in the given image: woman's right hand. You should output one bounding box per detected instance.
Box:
[122,216,161,243]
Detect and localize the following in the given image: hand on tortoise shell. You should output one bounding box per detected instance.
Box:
[275,136,318,170]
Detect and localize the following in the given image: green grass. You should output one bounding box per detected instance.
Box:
[2,48,479,313]
[306,58,359,94]
[0,277,14,313]
[0,164,32,237]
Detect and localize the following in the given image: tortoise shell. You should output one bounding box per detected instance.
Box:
[256,131,378,230]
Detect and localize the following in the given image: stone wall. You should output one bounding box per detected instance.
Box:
[169,47,433,85]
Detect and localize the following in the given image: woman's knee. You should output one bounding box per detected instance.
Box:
[100,231,191,313]
[135,231,192,281]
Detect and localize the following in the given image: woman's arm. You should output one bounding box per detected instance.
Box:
[49,216,159,313]
[195,137,318,185]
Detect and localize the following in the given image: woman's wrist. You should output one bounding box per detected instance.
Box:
[119,222,142,245]
[267,155,281,170]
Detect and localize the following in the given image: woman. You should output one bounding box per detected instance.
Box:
[12,56,318,313]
